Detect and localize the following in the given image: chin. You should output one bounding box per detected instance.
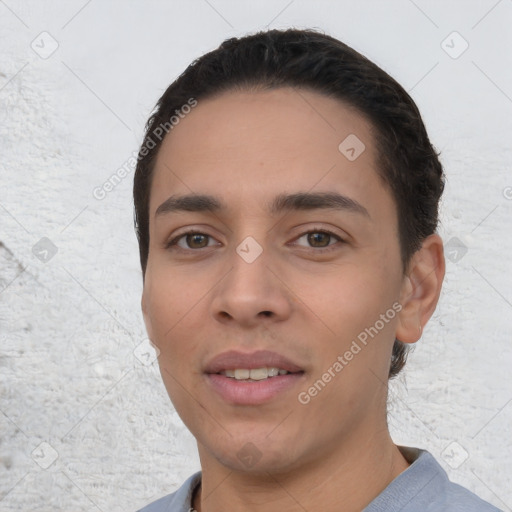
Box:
[197,429,305,476]
[217,448,296,475]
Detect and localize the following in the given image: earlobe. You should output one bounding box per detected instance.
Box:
[395,234,445,344]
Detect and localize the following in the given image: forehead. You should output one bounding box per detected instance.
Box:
[149,87,393,220]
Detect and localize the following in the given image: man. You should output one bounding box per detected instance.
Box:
[134,28,500,511]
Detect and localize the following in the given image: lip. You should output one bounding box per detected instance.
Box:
[204,349,304,374]
[204,350,306,405]
[206,373,304,405]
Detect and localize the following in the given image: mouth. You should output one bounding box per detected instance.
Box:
[219,367,296,381]
[204,350,306,405]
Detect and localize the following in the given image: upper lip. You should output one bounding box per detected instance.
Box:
[204,350,304,374]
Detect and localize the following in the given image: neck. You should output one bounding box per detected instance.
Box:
[193,430,410,512]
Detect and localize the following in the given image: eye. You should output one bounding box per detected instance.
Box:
[165,231,218,251]
[294,229,345,251]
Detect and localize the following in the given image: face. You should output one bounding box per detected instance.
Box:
[142,87,410,474]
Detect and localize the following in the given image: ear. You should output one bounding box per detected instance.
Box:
[395,233,445,344]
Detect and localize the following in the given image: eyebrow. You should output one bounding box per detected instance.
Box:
[155,191,370,219]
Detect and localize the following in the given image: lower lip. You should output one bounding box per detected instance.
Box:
[206,373,304,405]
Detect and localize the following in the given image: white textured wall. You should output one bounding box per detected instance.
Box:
[1,1,511,510]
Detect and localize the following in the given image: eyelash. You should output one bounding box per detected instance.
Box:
[165,227,345,253]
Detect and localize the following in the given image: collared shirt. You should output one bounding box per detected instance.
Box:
[137,447,502,511]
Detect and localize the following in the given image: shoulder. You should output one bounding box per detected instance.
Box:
[136,493,174,512]
[364,447,502,512]
[427,479,502,512]
[136,472,201,512]
[418,451,501,512]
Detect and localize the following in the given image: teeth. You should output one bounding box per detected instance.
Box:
[234,369,250,380]
[250,368,268,380]
[220,367,289,380]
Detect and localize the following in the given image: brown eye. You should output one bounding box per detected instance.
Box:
[185,233,209,249]
[307,232,332,248]
[166,231,217,251]
[294,229,343,251]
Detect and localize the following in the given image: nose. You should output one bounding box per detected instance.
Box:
[211,243,293,328]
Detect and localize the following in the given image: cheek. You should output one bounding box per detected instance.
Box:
[292,259,399,385]
[295,262,388,332]
[145,275,203,410]
[147,267,200,327]
[144,269,205,366]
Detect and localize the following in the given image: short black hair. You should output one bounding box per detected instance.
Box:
[133,28,445,378]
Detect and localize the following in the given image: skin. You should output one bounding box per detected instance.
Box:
[141,87,445,512]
